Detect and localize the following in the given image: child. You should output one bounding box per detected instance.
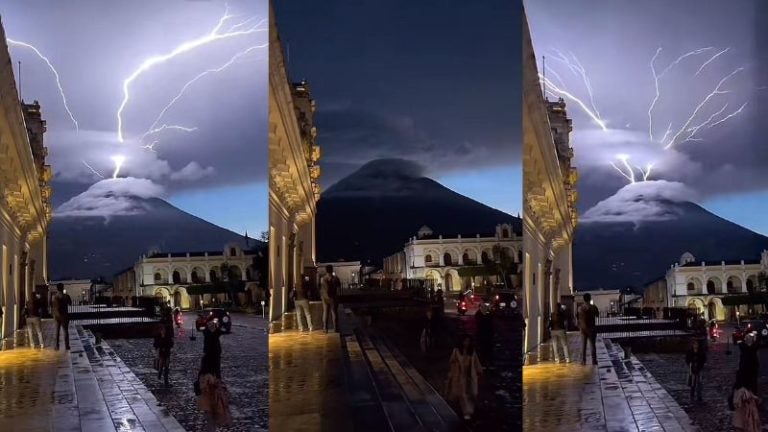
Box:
[685,339,706,402]
[196,355,232,431]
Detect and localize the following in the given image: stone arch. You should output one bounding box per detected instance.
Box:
[726,275,743,294]
[461,248,478,265]
[442,248,459,267]
[481,248,493,264]
[172,267,188,284]
[502,227,511,238]
[228,265,243,281]
[173,286,190,309]
[686,276,703,294]
[424,249,440,266]
[706,297,724,321]
[501,246,515,260]
[444,268,461,292]
[747,274,759,293]
[190,266,206,284]
[425,269,443,289]
[706,277,722,295]
[154,287,171,303]
[153,268,169,284]
[687,297,705,314]
[209,267,221,282]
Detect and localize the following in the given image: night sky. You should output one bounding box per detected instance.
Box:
[274,0,523,217]
[0,0,268,235]
[527,0,768,234]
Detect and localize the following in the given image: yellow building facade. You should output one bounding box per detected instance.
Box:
[268,6,321,331]
[522,13,578,353]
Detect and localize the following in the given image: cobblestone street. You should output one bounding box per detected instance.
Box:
[637,335,768,432]
[109,312,269,432]
[374,306,523,431]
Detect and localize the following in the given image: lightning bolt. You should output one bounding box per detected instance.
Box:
[141,124,198,141]
[116,5,266,142]
[550,49,601,119]
[637,163,654,181]
[6,38,79,130]
[540,74,607,131]
[610,154,636,184]
[81,160,105,178]
[141,140,159,153]
[648,47,713,141]
[111,155,125,179]
[145,45,263,136]
[664,67,744,150]
[694,47,730,76]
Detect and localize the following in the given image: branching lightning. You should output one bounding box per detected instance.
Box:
[144,45,263,139]
[539,74,607,131]
[82,160,105,178]
[116,5,267,142]
[6,38,79,130]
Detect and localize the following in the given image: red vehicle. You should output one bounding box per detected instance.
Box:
[195,308,232,333]
[733,320,768,345]
[457,299,468,316]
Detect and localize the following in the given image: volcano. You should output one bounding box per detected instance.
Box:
[48,180,259,281]
[574,182,768,291]
[316,158,521,264]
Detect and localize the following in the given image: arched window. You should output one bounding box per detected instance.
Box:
[191,271,200,284]
[481,251,490,264]
[172,271,181,284]
[425,254,433,265]
[443,253,453,266]
[154,272,162,283]
[706,280,715,294]
[687,282,695,291]
[210,269,218,282]
[462,253,469,264]
[502,228,510,238]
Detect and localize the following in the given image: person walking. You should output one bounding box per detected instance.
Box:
[52,283,72,351]
[578,293,599,365]
[196,355,232,431]
[320,265,340,333]
[203,317,224,379]
[550,303,570,364]
[25,293,45,349]
[685,338,706,402]
[446,335,483,420]
[420,307,437,354]
[475,301,495,367]
[295,282,314,333]
[738,332,760,395]
[154,325,174,387]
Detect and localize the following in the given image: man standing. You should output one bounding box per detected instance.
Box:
[25,293,45,348]
[550,303,570,363]
[52,283,72,350]
[578,293,599,365]
[320,265,339,333]
[295,282,314,333]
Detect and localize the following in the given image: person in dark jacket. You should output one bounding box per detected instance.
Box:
[154,325,174,387]
[685,338,706,401]
[475,301,495,367]
[420,307,436,353]
[25,293,45,349]
[550,303,570,363]
[738,332,760,395]
[203,317,224,378]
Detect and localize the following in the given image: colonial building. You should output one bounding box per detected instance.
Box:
[268,5,321,331]
[382,224,521,293]
[643,277,668,314]
[113,243,260,309]
[316,261,363,290]
[49,279,95,305]
[0,25,53,342]
[522,13,578,352]
[663,250,768,321]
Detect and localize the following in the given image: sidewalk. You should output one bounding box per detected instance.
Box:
[269,330,355,432]
[0,320,185,431]
[523,332,699,432]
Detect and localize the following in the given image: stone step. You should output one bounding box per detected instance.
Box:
[341,334,391,431]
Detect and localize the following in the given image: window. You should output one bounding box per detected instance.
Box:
[687,282,695,291]
[502,228,510,238]
[443,253,453,266]
[154,273,162,283]
[425,254,433,264]
[230,248,237,256]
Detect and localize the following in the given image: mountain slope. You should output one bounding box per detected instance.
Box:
[49,196,257,281]
[574,200,768,291]
[317,159,521,264]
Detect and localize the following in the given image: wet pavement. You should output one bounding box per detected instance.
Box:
[268,330,354,432]
[109,312,269,432]
[637,330,768,432]
[0,319,184,432]
[524,333,699,432]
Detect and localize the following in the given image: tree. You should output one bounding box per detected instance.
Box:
[259,231,269,243]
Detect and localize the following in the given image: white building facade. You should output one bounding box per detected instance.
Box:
[665,250,768,321]
[268,6,321,331]
[0,26,53,342]
[113,243,260,309]
[383,224,521,293]
[522,13,578,353]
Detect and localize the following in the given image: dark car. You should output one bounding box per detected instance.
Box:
[491,290,518,315]
[734,320,768,345]
[196,308,232,333]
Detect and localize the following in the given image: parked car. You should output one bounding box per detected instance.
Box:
[733,320,768,345]
[195,308,232,333]
[491,290,518,315]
